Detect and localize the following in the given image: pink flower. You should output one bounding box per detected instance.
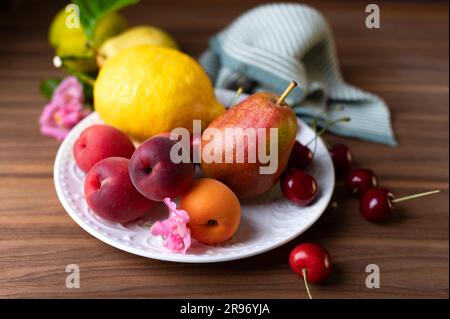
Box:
[39,76,90,140]
[150,198,191,254]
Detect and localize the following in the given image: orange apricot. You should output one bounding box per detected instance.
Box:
[179,178,241,245]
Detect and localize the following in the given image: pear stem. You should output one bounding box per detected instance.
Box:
[302,268,313,299]
[277,81,297,105]
[392,190,441,204]
[231,86,244,106]
[306,117,351,147]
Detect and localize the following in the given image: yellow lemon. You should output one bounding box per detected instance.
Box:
[94,45,225,141]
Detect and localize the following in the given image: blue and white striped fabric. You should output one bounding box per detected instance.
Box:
[200,3,397,146]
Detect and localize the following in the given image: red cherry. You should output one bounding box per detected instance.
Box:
[359,188,394,222]
[359,188,440,222]
[289,243,332,298]
[330,143,352,175]
[287,141,313,170]
[345,168,378,198]
[281,170,318,206]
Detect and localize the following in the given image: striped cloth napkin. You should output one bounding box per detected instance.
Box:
[200,3,397,146]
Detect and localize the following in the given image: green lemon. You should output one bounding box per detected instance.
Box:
[48,9,127,71]
[97,26,179,67]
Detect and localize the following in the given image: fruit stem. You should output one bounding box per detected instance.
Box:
[310,118,319,158]
[54,56,96,86]
[302,268,313,299]
[330,201,339,213]
[231,86,244,106]
[306,117,351,147]
[75,72,96,87]
[392,190,441,204]
[311,118,318,132]
[277,81,297,105]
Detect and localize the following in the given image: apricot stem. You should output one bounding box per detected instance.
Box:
[277,81,297,105]
[302,268,313,299]
[392,190,441,204]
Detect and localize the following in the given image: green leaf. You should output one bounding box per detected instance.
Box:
[60,59,97,87]
[82,81,94,110]
[39,78,62,100]
[73,0,139,43]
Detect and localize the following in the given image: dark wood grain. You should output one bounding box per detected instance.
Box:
[0,0,448,298]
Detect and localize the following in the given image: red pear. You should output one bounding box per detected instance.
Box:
[201,91,298,198]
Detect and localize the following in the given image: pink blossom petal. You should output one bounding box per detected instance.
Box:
[53,76,84,104]
[59,108,83,127]
[39,101,59,125]
[150,221,169,237]
[166,234,183,251]
[39,76,90,141]
[150,198,192,254]
[80,108,91,118]
[181,228,191,254]
[150,219,176,237]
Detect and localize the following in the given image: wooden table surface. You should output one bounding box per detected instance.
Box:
[0,0,448,299]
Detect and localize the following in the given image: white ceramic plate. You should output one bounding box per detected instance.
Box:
[54,88,334,263]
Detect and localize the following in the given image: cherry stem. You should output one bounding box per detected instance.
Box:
[392,190,441,204]
[301,268,313,299]
[231,86,244,106]
[311,118,318,132]
[334,104,343,112]
[310,118,319,159]
[277,81,297,105]
[329,201,339,213]
[305,117,351,147]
